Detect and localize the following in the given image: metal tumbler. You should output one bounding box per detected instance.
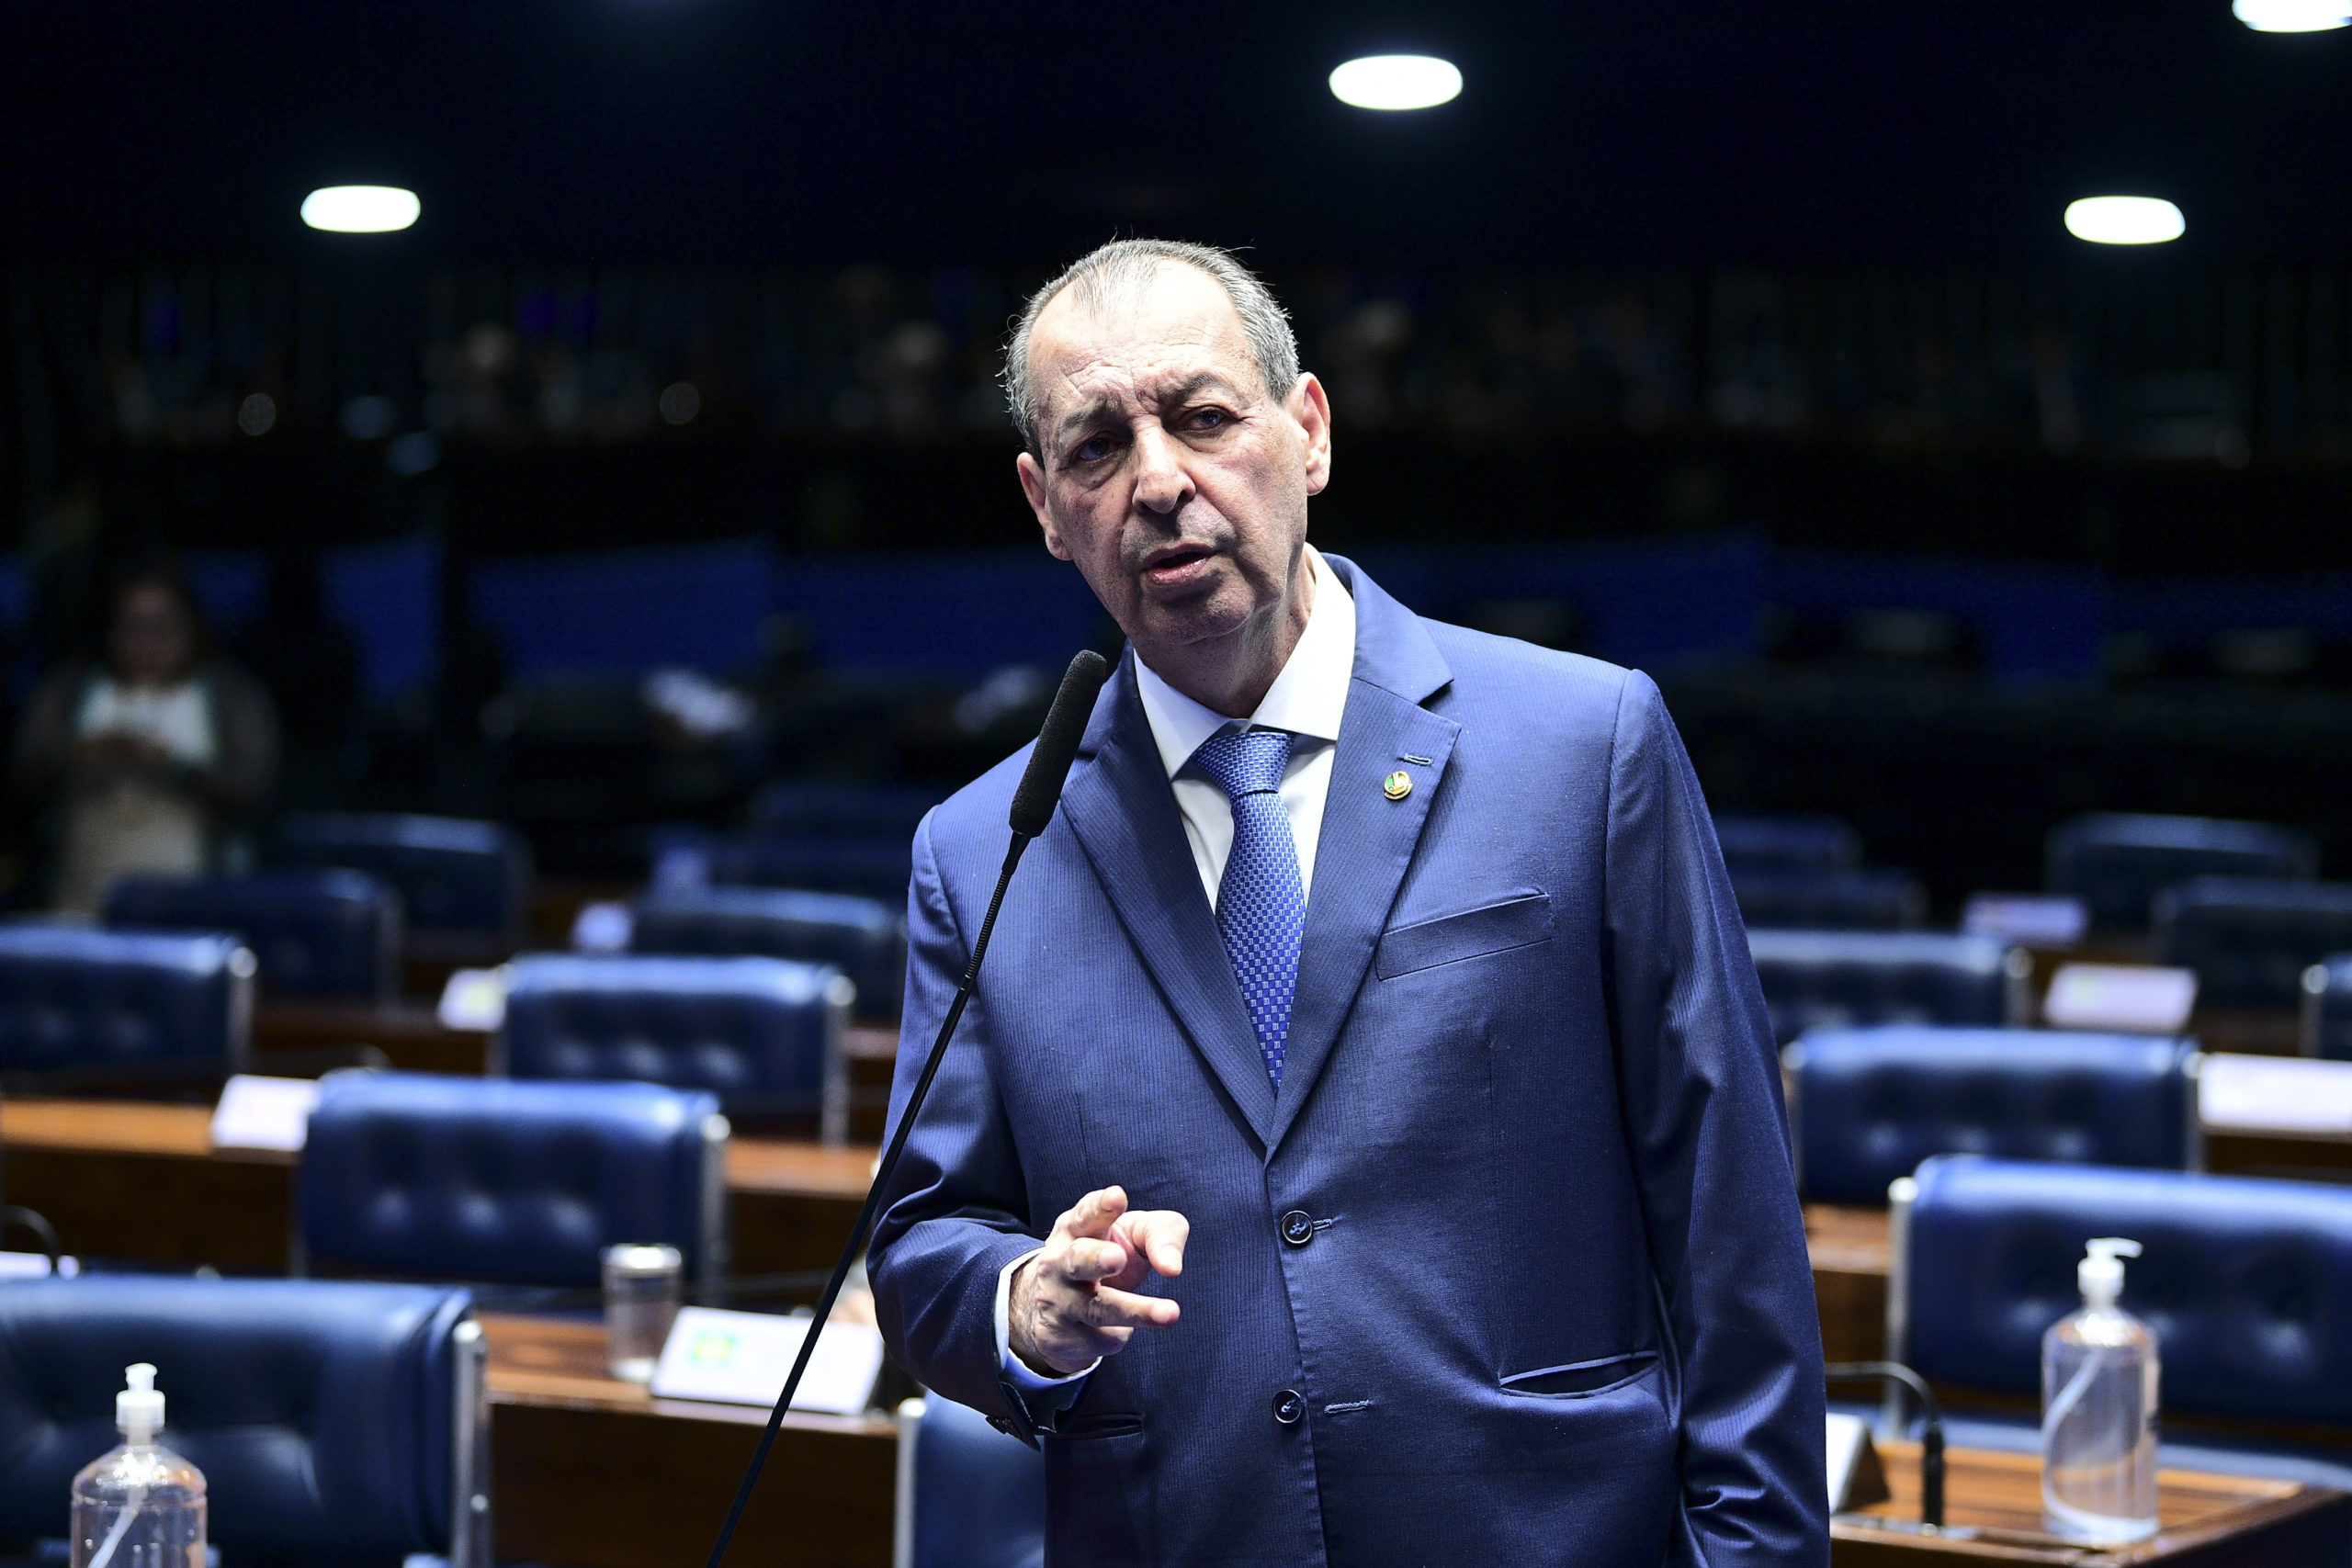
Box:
[603,1243,684,1382]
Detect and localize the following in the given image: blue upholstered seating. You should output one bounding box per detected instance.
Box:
[1888,1156,2352,1487]
[2154,875,2352,1010]
[0,926,253,1077]
[1713,813,1861,873]
[1744,930,2024,1045]
[1731,866,1927,931]
[0,1276,488,1568]
[105,868,401,1000]
[300,1072,728,1287]
[751,780,944,838]
[659,830,914,906]
[895,1395,1046,1568]
[275,812,531,962]
[1784,1027,2197,1204]
[2308,954,2352,1061]
[631,885,904,1016]
[2046,812,2318,935]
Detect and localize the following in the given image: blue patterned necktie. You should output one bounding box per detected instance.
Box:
[1192,727,1304,1088]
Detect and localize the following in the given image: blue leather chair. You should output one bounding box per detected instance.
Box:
[1745,930,2026,1046]
[894,1395,1046,1568]
[1731,866,1927,931]
[0,1275,488,1567]
[274,813,532,964]
[2046,813,2318,935]
[501,953,852,1132]
[2307,953,2352,1061]
[1783,1027,2199,1204]
[0,926,253,1077]
[104,869,401,1001]
[1713,813,1861,873]
[300,1072,728,1288]
[752,780,944,838]
[659,830,914,907]
[1888,1156,2352,1486]
[630,886,904,1017]
[2154,876,2352,1011]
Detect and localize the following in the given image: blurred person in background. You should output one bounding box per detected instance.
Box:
[14,558,278,914]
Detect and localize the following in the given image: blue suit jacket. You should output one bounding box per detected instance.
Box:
[870,557,1827,1567]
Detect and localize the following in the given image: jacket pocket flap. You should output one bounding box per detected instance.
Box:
[1501,1351,1658,1398]
[1375,891,1554,980]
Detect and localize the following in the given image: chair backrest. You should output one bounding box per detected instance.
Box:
[301,1072,727,1286]
[2307,954,2352,1060]
[673,831,915,906]
[1713,813,1861,873]
[894,1397,1046,1568]
[104,869,401,1001]
[0,1276,487,1568]
[1785,1027,2198,1204]
[1732,866,1927,931]
[630,886,903,1016]
[1745,930,2024,1046]
[1894,1156,2352,1430]
[2154,876,2352,1010]
[275,812,531,954]
[752,781,944,838]
[2047,813,2318,934]
[0,926,252,1077]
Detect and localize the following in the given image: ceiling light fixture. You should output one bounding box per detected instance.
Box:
[1329,55,1463,111]
[2064,197,2186,245]
[2233,0,2350,30]
[300,186,421,233]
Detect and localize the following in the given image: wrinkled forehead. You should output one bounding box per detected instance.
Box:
[1026,262,1260,413]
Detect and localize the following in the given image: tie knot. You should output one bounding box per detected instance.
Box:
[1192,727,1294,800]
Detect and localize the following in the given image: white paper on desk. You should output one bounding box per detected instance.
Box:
[209,1074,322,1152]
[436,966,508,1032]
[1963,893,2087,951]
[1825,1412,1871,1511]
[650,1306,885,1416]
[2042,963,2198,1033]
[0,1251,78,1280]
[2200,1053,2352,1135]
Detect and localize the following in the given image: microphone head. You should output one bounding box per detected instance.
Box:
[1009,649,1112,839]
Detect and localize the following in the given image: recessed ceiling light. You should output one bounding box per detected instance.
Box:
[300,186,421,233]
[1329,55,1463,111]
[2064,197,2186,245]
[2233,0,2350,30]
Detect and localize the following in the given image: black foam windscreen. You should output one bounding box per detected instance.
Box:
[1008,649,1111,838]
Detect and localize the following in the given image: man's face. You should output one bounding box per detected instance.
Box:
[1016,264,1330,658]
[111,582,194,686]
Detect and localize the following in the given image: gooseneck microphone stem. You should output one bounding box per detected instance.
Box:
[702,649,1108,1568]
[1824,1359,1944,1530]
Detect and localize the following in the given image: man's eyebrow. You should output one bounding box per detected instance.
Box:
[1050,373,1249,444]
[1054,396,1117,442]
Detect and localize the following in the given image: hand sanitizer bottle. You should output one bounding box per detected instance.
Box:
[2041,1238,2159,1543]
[71,1363,207,1568]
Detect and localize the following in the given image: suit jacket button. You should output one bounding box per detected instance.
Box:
[1279,1210,1315,1247]
[1272,1389,1306,1426]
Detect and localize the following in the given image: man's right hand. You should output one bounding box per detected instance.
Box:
[1009,1185,1189,1377]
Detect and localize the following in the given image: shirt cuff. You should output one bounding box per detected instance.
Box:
[995,1247,1098,1398]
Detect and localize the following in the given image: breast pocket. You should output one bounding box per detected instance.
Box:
[1374,890,1554,980]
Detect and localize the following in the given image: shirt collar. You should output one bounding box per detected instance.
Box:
[1134,544,1357,781]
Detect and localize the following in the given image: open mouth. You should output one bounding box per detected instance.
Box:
[1142,543,1217,587]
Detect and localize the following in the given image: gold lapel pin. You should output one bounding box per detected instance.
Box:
[1382,770,1412,801]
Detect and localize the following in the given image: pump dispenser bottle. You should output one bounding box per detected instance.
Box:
[70,1363,206,1568]
[2041,1238,2159,1543]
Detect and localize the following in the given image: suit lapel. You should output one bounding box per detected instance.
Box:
[1266,555,1460,1152]
[1060,655,1280,1145]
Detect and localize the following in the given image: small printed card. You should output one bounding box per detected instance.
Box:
[436,966,510,1032]
[209,1074,324,1153]
[1962,893,2088,951]
[649,1306,885,1416]
[2042,963,2198,1034]
[2199,1053,2352,1136]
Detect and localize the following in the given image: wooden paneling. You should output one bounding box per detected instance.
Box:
[1808,1202,1893,1363]
[253,1000,491,1076]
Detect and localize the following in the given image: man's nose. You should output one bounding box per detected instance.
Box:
[1129,426,1193,515]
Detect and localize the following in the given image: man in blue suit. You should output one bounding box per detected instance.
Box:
[870,240,1826,1565]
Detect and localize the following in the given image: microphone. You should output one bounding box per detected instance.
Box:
[702,648,1112,1568]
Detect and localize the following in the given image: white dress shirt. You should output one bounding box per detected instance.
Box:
[994,547,1358,1397]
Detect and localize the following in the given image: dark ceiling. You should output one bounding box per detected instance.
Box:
[6,1,2349,267]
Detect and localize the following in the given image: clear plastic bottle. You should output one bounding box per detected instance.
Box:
[71,1363,206,1568]
[2041,1238,2160,1543]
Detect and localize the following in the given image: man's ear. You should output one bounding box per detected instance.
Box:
[1291,373,1334,497]
[1017,451,1071,560]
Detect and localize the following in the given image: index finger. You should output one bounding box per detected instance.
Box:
[1053,1185,1130,1243]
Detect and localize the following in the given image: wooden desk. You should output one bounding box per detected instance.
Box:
[2205,1125,2352,1183]
[0,1098,876,1277]
[1837,1439,2350,1564]
[253,999,492,1076]
[481,1313,896,1568]
[1809,1201,1893,1363]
